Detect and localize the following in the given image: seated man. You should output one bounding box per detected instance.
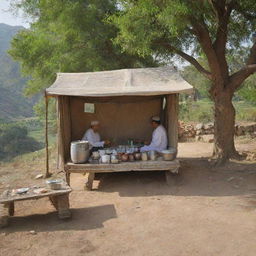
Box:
[140,116,168,153]
[82,120,109,149]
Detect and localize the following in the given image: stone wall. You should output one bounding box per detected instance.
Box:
[178,121,256,143]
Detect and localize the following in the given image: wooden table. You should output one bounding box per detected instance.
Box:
[0,187,72,228]
[65,159,180,190]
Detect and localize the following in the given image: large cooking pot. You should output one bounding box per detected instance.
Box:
[161,148,177,161]
[70,140,90,164]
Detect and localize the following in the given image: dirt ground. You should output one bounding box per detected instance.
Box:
[1,139,256,256]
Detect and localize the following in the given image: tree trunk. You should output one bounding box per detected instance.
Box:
[212,89,239,164]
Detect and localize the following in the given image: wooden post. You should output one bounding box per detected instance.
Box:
[0,203,13,228]
[84,172,95,191]
[45,91,51,178]
[166,94,179,150]
[56,194,71,219]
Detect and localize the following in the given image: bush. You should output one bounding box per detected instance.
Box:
[0,124,43,160]
[198,111,212,123]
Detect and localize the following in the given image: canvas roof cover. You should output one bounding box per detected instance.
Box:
[46,67,193,97]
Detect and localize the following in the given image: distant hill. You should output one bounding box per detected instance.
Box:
[0,23,35,122]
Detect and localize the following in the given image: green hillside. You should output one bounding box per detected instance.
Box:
[0,23,35,122]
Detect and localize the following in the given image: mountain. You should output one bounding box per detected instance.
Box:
[0,23,35,122]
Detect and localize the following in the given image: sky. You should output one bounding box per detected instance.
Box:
[0,0,29,27]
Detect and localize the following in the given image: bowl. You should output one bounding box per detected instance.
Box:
[161,148,176,161]
[46,179,63,190]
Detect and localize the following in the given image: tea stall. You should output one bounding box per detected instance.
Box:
[45,67,193,189]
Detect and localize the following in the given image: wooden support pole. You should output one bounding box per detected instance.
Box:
[45,91,51,178]
[166,94,179,150]
[0,203,12,228]
[56,194,71,219]
[84,172,95,191]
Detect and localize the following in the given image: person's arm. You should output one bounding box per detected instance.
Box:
[92,141,105,147]
[86,130,104,147]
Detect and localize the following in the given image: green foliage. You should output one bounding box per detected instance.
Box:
[179,99,256,123]
[179,99,213,122]
[0,123,42,160]
[9,0,156,97]
[237,74,256,105]
[181,59,211,99]
[0,24,35,121]
[111,0,256,59]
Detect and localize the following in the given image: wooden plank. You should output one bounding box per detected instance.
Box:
[65,159,180,173]
[166,94,179,150]
[0,188,72,204]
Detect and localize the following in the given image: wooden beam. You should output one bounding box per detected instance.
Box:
[45,91,51,178]
[166,94,179,150]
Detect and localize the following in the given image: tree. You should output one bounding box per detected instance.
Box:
[9,0,155,97]
[110,0,256,164]
[0,124,42,160]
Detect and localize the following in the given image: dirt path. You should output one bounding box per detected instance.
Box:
[1,141,256,256]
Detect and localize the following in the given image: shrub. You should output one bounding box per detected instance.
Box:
[0,124,42,160]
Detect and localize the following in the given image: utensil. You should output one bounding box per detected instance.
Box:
[70,140,90,164]
[128,154,135,162]
[134,152,141,160]
[121,153,129,162]
[101,154,111,164]
[46,179,63,190]
[141,152,148,161]
[99,149,106,156]
[92,151,100,160]
[149,150,157,161]
[161,148,176,161]
[16,188,29,194]
[111,155,119,164]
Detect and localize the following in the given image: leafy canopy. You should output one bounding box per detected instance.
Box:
[9,0,155,97]
[111,0,256,90]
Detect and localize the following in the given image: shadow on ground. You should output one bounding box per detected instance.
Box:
[0,204,117,234]
[95,158,256,197]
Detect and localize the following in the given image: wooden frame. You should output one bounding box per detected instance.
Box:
[49,93,180,189]
[0,188,72,228]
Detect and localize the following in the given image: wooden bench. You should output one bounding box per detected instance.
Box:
[65,159,180,190]
[0,187,72,228]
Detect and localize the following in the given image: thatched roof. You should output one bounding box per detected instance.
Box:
[46,67,193,97]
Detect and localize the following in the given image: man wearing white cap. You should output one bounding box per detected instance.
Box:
[82,120,110,149]
[140,116,168,153]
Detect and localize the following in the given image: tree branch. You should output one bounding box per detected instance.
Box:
[172,48,213,80]
[190,18,223,82]
[229,64,256,90]
[155,40,212,79]
[247,42,256,65]
[212,0,234,81]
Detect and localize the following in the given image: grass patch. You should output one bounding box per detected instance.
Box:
[180,99,256,123]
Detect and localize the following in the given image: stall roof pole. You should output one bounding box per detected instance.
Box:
[45,91,51,178]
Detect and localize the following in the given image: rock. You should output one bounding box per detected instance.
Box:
[201,134,214,143]
[29,230,37,235]
[195,123,204,130]
[35,174,43,180]
[204,122,214,130]
[195,135,202,141]
[227,177,235,182]
[245,152,256,161]
[196,130,201,135]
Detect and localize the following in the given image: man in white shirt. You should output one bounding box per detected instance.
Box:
[140,116,168,153]
[82,121,109,149]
